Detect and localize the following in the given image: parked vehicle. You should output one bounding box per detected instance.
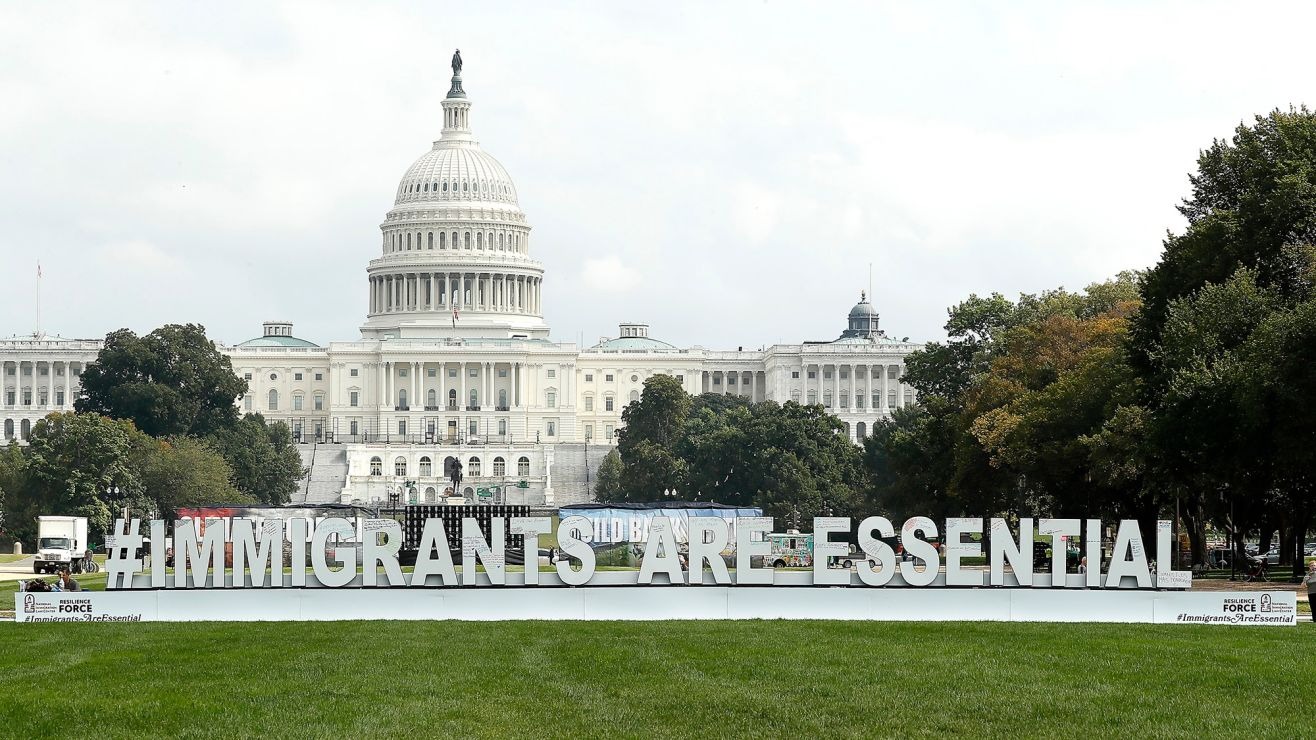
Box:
[767,532,814,568]
[33,516,89,574]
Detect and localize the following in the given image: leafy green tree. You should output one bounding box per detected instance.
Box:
[0,442,30,544]
[21,412,149,542]
[76,323,247,438]
[209,414,304,505]
[135,436,253,516]
[593,448,625,502]
[617,375,691,456]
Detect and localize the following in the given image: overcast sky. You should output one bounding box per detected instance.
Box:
[3,2,1314,349]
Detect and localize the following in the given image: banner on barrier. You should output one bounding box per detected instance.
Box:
[13,589,1297,625]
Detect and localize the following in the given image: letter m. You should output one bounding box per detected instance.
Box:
[174,519,226,587]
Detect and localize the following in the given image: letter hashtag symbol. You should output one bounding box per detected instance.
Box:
[105,518,143,589]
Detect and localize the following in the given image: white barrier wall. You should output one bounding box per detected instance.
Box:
[14,588,1297,625]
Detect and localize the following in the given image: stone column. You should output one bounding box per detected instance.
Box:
[458,362,466,411]
[412,362,420,409]
[880,364,889,413]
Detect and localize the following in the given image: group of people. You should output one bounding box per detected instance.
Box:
[19,569,81,593]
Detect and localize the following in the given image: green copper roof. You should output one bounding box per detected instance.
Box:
[236,335,320,348]
[591,336,678,351]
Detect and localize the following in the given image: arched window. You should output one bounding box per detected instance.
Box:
[293,394,303,411]
[463,232,471,249]
[439,232,446,249]
[369,456,382,476]
[2,419,12,439]
[427,232,433,249]
[469,388,478,408]
[419,456,432,476]
[444,456,457,480]
[493,456,506,476]
[20,419,30,440]
[791,389,801,403]
[498,233,504,249]
[394,456,407,476]
[856,422,867,440]
[406,233,412,250]
[425,487,436,503]
[442,182,448,192]
[423,183,428,192]
[268,389,278,411]
[498,389,507,409]
[517,456,530,477]
[463,181,468,192]
[398,388,408,409]
[427,389,437,408]
[448,389,457,409]
[468,456,481,476]
[629,390,640,403]
[476,232,482,249]
[842,422,851,438]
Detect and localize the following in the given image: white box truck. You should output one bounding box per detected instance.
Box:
[34,516,89,574]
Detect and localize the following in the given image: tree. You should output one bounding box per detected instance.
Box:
[0,442,29,544]
[208,414,305,505]
[134,436,252,516]
[21,412,149,541]
[77,323,247,439]
[594,448,625,502]
[617,375,691,456]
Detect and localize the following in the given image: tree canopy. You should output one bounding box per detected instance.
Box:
[76,323,246,439]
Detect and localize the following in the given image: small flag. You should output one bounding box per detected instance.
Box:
[37,262,42,278]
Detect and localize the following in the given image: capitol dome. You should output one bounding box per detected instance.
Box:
[361,52,547,341]
[393,145,520,207]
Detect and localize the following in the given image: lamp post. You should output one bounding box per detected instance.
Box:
[584,430,592,493]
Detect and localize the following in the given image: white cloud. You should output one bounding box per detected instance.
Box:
[2,1,1316,348]
[581,256,640,293]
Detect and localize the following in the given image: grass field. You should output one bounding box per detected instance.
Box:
[0,620,1310,738]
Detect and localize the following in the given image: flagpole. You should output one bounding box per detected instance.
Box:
[35,261,41,337]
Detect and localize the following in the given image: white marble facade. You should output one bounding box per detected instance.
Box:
[1,60,917,506]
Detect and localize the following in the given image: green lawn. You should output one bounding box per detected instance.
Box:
[0,620,1310,738]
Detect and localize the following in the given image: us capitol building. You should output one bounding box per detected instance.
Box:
[1,55,919,507]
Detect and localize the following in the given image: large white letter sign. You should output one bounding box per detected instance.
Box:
[856,516,897,586]
[174,518,226,588]
[411,518,457,586]
[1084,519,1102,587]
[989,518,1032,587]
[1105,520,1152,589]
[735,517,774,585]
[462,517,506,586]
[638,516,684,585]
[1156,520,1192,589]
[813,517,852,586]
[511,517,552,585]
[900,516,940,587]
[1038,518,1079,587]
[556,515,596,586]
[944,518,983,587]
[150,519,168,588]
[687,517,732,585]
[311,518,357,588]
[362,519,405,587]
[232,518,283,588]
[290,518,309,587]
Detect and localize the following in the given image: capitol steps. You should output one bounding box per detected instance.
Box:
[295,444,350,505]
